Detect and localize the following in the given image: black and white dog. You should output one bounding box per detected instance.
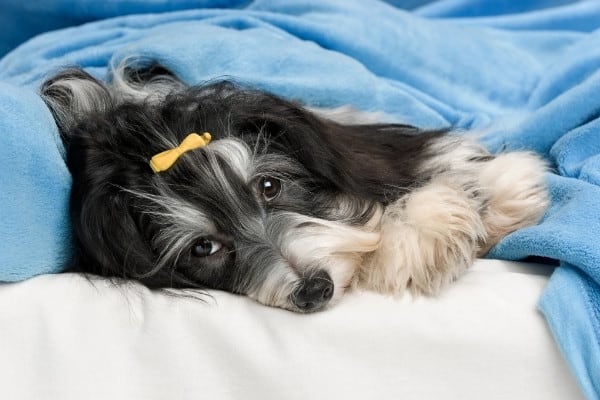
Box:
[41,64,548,313]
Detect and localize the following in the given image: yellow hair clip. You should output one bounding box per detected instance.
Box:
[149,132,212,173]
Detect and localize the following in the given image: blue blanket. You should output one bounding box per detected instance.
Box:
[1,0,599,397]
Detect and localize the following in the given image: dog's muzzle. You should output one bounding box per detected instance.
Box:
[291,270,334,312]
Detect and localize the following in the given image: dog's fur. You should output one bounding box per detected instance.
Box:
[41,65,548,312]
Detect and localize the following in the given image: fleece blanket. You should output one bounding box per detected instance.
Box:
[0,0,599,397]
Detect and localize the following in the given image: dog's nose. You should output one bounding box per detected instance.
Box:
[292,271,334,312]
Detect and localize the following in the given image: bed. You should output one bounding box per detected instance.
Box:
[0,260,583,399]
[1,0,599,398]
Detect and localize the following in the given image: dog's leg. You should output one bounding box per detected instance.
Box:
[356,180,486,295]
[476,152,548,255]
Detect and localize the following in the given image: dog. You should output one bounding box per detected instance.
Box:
[41,64,548,313]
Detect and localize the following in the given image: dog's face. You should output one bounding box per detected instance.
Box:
[128,132,381,313]
[42,67,441,312]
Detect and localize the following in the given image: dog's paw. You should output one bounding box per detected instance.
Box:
[357,182,486,296]
[477,152,548,254]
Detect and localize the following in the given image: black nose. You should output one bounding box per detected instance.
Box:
[292,271,334,312]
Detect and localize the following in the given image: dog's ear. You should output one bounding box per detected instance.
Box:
[64,115,183,286]
[313,121,447,203]
[68,182,157,283]
[41,68,112,144]
[69,173,197,288]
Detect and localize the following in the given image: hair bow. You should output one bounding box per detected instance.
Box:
[149,132,212,173]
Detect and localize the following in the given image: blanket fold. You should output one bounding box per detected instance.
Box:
[0,83,71,281]
[0,0,598,397]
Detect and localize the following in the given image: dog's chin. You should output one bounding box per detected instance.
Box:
[245,258,359,313]
[250,286,345,314]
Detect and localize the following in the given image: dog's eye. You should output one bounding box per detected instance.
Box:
[259,177,282,201]
[191,238,223,257]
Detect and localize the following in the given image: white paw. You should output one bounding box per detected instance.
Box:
[478,152,548,253]
[357,183,486,295]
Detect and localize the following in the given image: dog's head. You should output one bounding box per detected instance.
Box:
[41,66,441,312]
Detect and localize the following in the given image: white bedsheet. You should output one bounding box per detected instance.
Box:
[0,260,582,400]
